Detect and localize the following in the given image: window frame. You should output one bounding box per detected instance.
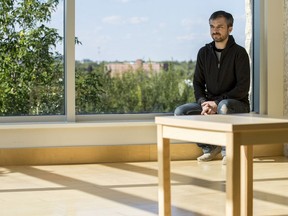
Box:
[0,0,252,123]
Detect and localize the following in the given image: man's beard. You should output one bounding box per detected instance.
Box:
[212,33,228,42]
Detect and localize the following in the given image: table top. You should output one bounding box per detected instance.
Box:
[155,113,288,132]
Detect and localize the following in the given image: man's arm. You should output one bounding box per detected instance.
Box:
[215,47,250,104]
[193,49,208,104]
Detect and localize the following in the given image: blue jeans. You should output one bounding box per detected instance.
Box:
[174,99,250,156]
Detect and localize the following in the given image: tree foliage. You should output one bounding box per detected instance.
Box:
[75,61,195,114]
[0,0,63,115]
[75,61,105,113]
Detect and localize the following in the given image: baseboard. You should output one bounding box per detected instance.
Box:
[0,143,284,166]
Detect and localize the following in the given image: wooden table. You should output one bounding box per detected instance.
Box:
[155,114,288,216]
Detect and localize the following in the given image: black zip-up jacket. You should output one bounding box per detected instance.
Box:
[193,35,250,106]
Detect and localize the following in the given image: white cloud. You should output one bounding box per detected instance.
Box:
[181,18,194,28]
[102,16,125,25]
[176,33,197,41]
[181,18,206,29]
[158,22,167,29]
[124,33,132,39]
[115,0,130,3]
[115,0,151,3]
[128,17,148,24]
[102,16,148,25]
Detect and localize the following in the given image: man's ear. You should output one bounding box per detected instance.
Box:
[228,26,233,34]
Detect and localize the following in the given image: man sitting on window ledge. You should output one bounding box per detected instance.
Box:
[174,10,250,165]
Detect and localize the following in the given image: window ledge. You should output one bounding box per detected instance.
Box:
[0,120,157,148]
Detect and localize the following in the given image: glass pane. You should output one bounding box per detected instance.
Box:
[0,0,64,116]
[75,0,246,114]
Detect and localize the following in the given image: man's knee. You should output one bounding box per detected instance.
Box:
[217,99,249,114]
[174,106,184,116]
[217,100,229,114]
[174,103,202,115]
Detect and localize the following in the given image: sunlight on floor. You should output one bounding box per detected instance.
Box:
[0,156,287,216]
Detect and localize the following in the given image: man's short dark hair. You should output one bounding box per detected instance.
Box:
[209,11,234,27]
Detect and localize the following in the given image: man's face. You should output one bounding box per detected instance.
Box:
[209,17,232,43]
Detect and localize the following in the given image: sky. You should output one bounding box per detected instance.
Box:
[52,0,246,62]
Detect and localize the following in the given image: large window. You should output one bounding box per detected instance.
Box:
[0,0,247,119]
[75,0,247,115]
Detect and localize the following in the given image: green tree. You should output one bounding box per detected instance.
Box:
[79,60,195,114]
[0,0,63,115]
[75,62,105,114]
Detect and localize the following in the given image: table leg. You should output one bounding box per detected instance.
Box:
[241,145,253,216]
[226,133,241,216]
[157,125,171,216]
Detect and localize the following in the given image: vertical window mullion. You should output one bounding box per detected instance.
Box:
[65,0,76,122]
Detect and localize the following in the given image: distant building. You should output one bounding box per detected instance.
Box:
[106,59,162,77]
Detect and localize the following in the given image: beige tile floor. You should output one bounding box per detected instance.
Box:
[0,156,287,216]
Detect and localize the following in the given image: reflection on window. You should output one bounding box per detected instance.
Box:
[0,0,64,116]
[75,0,246,114]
